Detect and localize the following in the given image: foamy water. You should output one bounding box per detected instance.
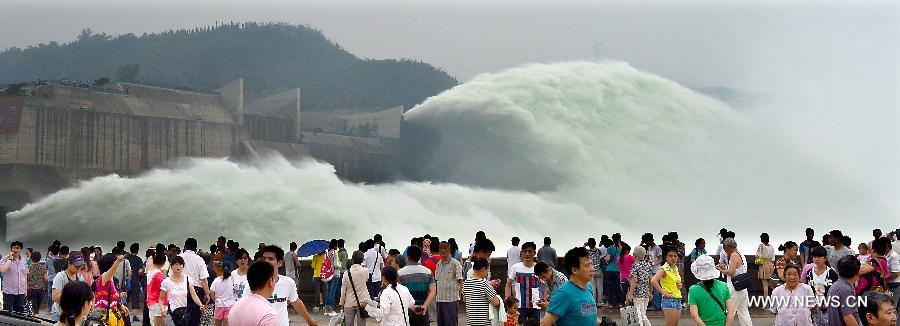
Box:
[10,61,892,251]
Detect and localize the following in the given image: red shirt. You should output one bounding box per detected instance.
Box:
[423,256,441,275]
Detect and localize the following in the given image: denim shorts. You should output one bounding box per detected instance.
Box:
[661,296,683,311]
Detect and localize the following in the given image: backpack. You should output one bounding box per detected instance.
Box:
[321,251,335,282]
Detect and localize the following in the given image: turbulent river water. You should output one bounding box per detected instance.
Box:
[9,61,892,251]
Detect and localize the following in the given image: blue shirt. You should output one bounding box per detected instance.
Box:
[606,246,620,272]
[547,281,597,326]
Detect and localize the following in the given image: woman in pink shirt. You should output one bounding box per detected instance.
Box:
[618,243,635,302]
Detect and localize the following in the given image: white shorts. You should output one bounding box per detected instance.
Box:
[148,303,164,317]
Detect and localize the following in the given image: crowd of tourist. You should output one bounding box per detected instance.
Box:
[0,226,897,326]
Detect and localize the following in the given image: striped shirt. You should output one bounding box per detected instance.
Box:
[463,278,497,326]
[398,263,435,306]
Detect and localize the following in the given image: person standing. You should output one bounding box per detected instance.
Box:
[827,230,853,268]
[541,247,597,326]
[507,237,522,274]
[800,228,821,264]
[159,256,205,326]
[365,239,388,300]
[311,250,327,311]
[717,238,753,326]
[145,250,168,326]
[885,240,900,319]
[434,242,463,326]
[826,256,863,326]
[125,243,144,323]
[209,266,238,326]
[0,241,29,313]
[768,264,814,326]
[397,246,436,326]
[618,243,635,306]
[626,246,652,326]
[756,233,776,297]
[651,247,684,326]
[506,242,542,323]
[259,245,318,326]
[26,251,48,314]
[286,242,299,282]
[606,233,624,309]
[688,255,735,326]
[57,281,94,326]
[535,262,567,300]
[640,233,663,310]
[177,237,212,325]
[365,266,416,326]
[689,238,707,263]
[51,252,86,322]
[585,238,606,307]
[537,237,557,270]
[340,251,369,326]
[228,261,279,326]
[462,259,500,326]
[464,239,497,284]
[775,241,802,283]
[805,246,838,326]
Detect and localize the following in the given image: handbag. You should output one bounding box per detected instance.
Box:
[731,272,752,291]
[754,257,766,266]
[728,254,751,291]
[348,270,370,319]
[169,276,194,326]
[619,305,639,326]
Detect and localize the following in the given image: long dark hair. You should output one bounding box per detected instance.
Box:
[381,266,399,290]
[222,265,232,280]
[619,242,631,265]
[702,279,715,290]
[60,281,93,326]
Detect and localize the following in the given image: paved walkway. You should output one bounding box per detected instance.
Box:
[291,307,777,325]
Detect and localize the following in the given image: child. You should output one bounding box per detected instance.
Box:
[504,297,519,326]
[856,243,871,265]
[209,266,238,326]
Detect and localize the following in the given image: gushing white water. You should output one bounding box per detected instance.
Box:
[9,61,892,249]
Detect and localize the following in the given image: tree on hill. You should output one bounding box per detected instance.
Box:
[0,22,458,110]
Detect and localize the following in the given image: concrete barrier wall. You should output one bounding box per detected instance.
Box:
[0,105,238,174]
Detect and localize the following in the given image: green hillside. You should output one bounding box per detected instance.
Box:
[0,22,458,110]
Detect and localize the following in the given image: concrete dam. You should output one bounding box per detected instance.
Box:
[0,79,411,212]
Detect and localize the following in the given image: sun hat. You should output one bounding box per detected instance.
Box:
[691,255,720,281]
[67,252,85,267]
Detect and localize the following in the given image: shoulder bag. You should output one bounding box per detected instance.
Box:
[392,286,409,326]
[348,270,370,319]
[729,254,752,291]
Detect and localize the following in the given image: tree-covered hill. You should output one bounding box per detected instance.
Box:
[0,22,458,110]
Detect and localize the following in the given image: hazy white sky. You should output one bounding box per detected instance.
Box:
[2,0,896,91]
[3,0,899,207]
